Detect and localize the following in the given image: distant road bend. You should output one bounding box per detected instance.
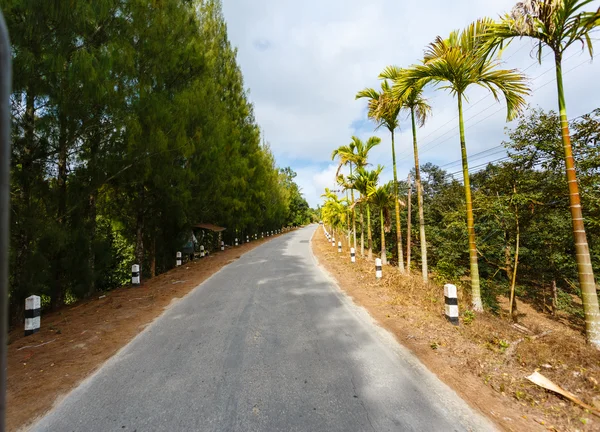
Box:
[33,225,495,432]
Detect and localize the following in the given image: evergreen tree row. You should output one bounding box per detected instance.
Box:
[4,0,312,324]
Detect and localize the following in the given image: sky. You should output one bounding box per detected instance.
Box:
[222,0,600,208]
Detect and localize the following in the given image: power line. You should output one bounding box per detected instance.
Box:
[438,146,508,169]
[377,53,593,178]
[436,109,599,179]
[409,51,575,157]
[377,50,587,174]
[444,155,515,180]
[393,51,555,159]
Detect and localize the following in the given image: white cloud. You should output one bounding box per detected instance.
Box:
[223,0,600,207]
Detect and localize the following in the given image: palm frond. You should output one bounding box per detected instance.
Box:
[387,18,529,121]
[356,82,401,133]
[486,0,600,60]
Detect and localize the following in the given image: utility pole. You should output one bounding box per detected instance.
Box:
[0,8,11,432]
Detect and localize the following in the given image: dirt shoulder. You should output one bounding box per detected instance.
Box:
[311,228,600,432]
[6,233,287,431]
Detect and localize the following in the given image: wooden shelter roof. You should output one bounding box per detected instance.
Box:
[192,223,226,232]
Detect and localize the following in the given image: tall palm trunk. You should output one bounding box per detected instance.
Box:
[380,208,387,265]
[509,206,519,322]
[351,164,357,250]
[390,129,405,271]
[360,204,365,257]
[555,54,600,346]
[346,189,350,243]
[406,173,412,270]
[411,107,428,282]
[367,203,373,260]
[458,93,482,311]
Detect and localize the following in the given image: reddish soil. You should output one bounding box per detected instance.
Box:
[6,234,286,432]
[312,228,600,432]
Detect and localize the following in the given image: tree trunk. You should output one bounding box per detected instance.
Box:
[458,93,482,312]
[411,107,428,282]
[367,203,372,261]
[390,129,405,271]
[346,189,350,244]
[552,279,558,317]
[150,237,156,278]
[351,164,356,250]
[555,53,600,348]
[52,109,68,310]
[504,230,512,281]
[135,190,144,278]
[87,190,97,297]
[380,209,387,265]
[509,205,519,322]
[86,129,101,297]
[13,88,36,321]
[406,173,412,271]
[360,206,364,257]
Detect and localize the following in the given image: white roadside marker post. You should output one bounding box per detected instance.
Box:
[221,241,224,251]
[375,258,382,279]
[200,245,205,258]
[338,241,342,253]
[235,238,238,246]
[24,295,41,336]
[132,264,140,285]
[444,284,459,326]
[351,247,355,263]
[176,251,182,267]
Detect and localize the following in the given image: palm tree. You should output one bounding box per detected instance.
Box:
[351,136,382,167]
[348,165,383,260]
[321,188,348,240]
[340,136,381,257]
[332,141,357,250]
[390,19,530,311]
[486,0,600,346]
[356,83,405,272]
[377,68,433,282]
[367,181,396,265]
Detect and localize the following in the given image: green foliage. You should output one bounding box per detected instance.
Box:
[462,310,475,325]
[5,0,309,325]
[337,105,598,324]
[421,107,598,315]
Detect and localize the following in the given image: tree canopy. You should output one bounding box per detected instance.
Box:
[4,0,313,324]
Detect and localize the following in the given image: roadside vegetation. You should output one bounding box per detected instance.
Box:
[312,231,600,431]
[4,0,316,327]
[321,2,600,426]
[323,0,600,348]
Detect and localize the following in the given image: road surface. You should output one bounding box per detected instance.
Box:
[33,225,495,432]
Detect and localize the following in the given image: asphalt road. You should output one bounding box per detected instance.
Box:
[32,225,495,432]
